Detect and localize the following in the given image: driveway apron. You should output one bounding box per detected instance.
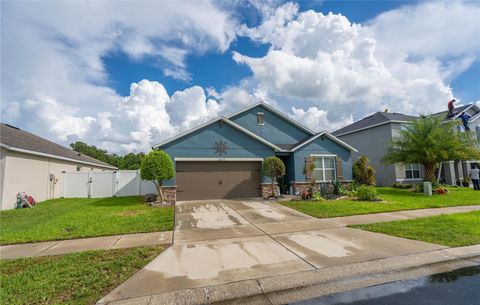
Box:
[99,199,445,303]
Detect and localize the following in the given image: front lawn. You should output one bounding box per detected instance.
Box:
[0,196,174,245]
[282,187,480,218]
[0,245,164,305]
[351,211,480,247]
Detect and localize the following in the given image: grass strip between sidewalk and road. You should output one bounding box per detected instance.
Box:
[0,245,164,305]
[0,196,174,245]
[282,187,480,218]
[351,211,480,247]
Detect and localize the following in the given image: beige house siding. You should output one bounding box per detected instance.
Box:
[1,150,112,210]
[0,147,7,209]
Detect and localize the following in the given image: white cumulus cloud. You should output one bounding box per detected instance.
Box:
[233,1,479,131]
[1,1,478,154]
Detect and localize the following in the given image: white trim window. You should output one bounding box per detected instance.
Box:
[405,163,421,179]
[312,156,336,182]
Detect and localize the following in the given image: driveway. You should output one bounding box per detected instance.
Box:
[99,199,445,303]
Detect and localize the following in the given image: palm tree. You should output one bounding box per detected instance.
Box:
[383,115,480,184]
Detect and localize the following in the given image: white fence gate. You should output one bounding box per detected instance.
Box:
[63,172,90,198]
[62,170,157,198]
[91,172,116,198]
[116,171,140,197]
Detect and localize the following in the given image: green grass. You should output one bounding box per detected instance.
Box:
[351,211,480,247]
[282,187,480,218]
[0,245,164,305]
[0,196,174,245]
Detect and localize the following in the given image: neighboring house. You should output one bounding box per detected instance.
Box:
[333,104,480,186]
[333,111,419,186]
[433,104,480,185]
[0,123,117,210]
[154,102,357,201]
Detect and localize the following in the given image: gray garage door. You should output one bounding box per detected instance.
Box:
[176,161,262,201]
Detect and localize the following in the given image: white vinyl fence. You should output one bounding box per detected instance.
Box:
[62,170,157,198]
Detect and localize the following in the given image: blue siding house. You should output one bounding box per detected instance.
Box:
[154,102,357,201]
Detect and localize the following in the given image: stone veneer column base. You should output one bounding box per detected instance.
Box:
[260,183,280,199]
[161,186,176,204]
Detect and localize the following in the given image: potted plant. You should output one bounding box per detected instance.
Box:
[462,176,471,187]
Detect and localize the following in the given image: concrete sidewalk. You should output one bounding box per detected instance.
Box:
[0,231,173,259]
[98,201,480,304]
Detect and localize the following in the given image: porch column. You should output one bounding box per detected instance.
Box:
[455,161,464,182]
[443,161,456,186]
[463,161,471,177]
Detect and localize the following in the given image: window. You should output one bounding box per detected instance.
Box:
[257,112,264,125]
[476,126,480,141]
[405,163,421,179]
[76,166,81,171]
[400,124,409,131]
[312,156,336,182]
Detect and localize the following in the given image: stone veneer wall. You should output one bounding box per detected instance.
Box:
[292,181,352,196]
[261,183,280,198]
[162,186,177,204]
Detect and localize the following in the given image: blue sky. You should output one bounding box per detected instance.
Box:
[103,0,478,101]
[2,0,479,153]
[106,1,427,97]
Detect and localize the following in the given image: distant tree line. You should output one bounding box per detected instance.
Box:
[70,141,145,170]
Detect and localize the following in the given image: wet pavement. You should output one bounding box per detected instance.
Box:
[291,265,480,305]
[99,199,448,304]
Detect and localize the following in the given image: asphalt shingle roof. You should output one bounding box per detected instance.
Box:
[275,144,297,150]
[430,104,474,121]
[0,123,116,168]
[332,112,417,136]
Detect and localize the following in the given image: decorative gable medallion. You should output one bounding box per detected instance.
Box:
[213,140,229,156]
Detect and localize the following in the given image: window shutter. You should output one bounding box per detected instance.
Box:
[336,158,344,181]
[305,157,313,181]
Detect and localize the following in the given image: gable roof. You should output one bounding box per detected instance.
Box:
[227,101,315,135]
[0,123,117,169]
[154,103,356,153]
[291,131,358,152]
[153,117,283,151]
[333,103,479,137]
[333,112,418,137]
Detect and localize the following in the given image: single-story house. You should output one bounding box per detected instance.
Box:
[333,103,480,186]
[0,123,117,210]
[154,102,357,202]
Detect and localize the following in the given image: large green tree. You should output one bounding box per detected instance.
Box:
[140,151,174,202]
[262,156,286,198]
[70,141,144,170]
[383,116,480,184]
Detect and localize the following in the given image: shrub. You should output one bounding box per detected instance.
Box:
[353,156,376,186]
[392,182,414,189]
[311,192,324,201]
[331,180,346,195]
[140,150,174,203]
[262,157,286,198]
[415,183,424,193]
[356,185,379,201]
[301,189,311,200]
